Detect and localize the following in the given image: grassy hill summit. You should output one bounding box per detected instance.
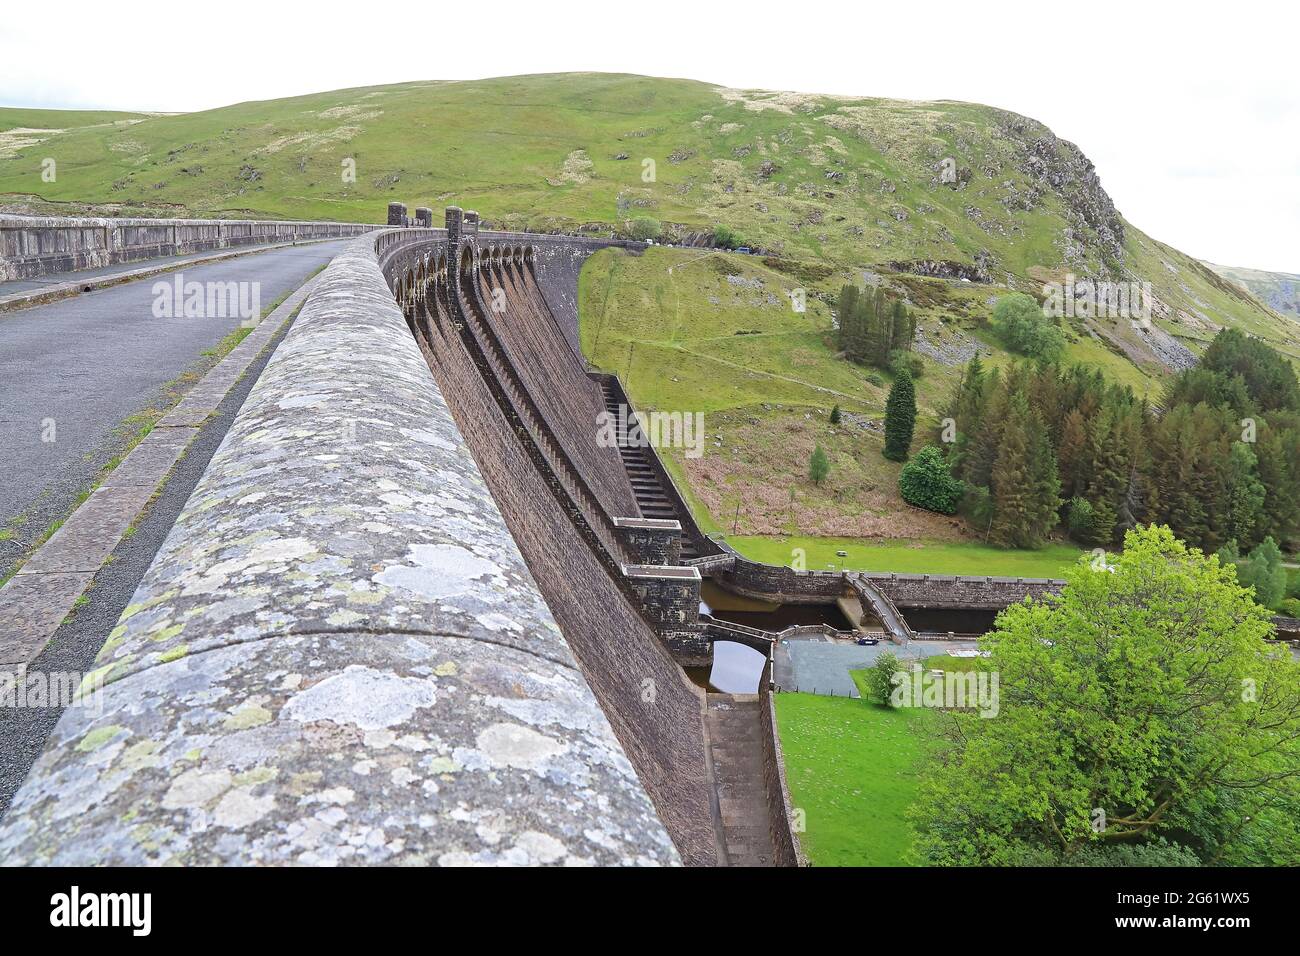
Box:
[4,73,1295,371]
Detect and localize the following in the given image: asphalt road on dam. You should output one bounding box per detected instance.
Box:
[0,240,348,523]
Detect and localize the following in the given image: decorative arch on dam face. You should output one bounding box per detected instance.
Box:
[459,243,477,278]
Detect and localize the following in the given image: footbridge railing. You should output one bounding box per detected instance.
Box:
[849,573,916,643]
[700,614,776,652]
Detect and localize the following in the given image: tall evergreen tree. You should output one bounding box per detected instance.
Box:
[809,444,830,485]
[988,393,1035,548]
[883,369,917,462]
[1081,401,1127,544]
[835,284,860,356]
[1224,442,1266,549]
[1056,407,1090,501]
[947,355,987,473]
[889,298,915,353]
[989,393,1061,548]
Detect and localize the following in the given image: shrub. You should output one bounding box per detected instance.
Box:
[1239,536,1287,609]
[865,652,902,707]
[712,224,742,249]
[992,292,1066,361]
[809,445,830,485]
[888,349,924,379]
[829,404,841,424]
[1279,598,1300,619]
[1066,497,1096,541]
[629,216,662,241]
[899,446,964,514]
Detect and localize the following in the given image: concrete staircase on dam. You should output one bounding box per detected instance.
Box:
[705,694,777,867]
[600,379,700,562]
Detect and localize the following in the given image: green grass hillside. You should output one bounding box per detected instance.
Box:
[5,72,1292,363]
[0,107,149,170]
[7,74,1298,567]
[1205,261,1300,321]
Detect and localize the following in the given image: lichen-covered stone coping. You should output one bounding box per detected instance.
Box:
[0,232,677,866]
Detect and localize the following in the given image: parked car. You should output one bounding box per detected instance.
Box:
[856,637,880,646]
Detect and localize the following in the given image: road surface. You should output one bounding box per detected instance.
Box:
[0,241,347,547]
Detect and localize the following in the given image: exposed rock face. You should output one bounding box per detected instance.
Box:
[998,115,1125,268]
[886,258,990,283]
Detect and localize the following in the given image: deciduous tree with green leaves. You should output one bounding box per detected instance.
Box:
[909,525,1300,866]
[628,216,662,241]
[865,652,902,707]
[991,292,1066,361]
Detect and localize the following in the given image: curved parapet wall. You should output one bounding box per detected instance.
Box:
[0,231,677,866]
[404,222,719,864]
[0,215,380,282]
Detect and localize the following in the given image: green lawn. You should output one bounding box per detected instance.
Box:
[774,675,930,866]
[915,653,982,673]
[729,534,1085,578]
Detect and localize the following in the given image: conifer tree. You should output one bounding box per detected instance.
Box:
[988,392,1060,548]
[988,394,1035,548]
[810,444,830,485]
[883,368,917,462]
[890,298,915,353]
[835,284,859,356]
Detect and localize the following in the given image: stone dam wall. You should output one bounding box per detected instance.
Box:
[0,230,678,866]
[0,215,378,282]
[759,657,807,867]
[400,218,718,863]
[713,549,1067,611]
[865,570,1066,609]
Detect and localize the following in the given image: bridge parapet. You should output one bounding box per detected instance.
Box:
[0,231,677,866]
[0,214,380,282]
[863,571,1066,609]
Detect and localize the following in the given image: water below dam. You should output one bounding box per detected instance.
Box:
[700,581,850,631]
[900,606,1001,635]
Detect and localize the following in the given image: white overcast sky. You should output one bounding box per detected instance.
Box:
[3,0,1296,272]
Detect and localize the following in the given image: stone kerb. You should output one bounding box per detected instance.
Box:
[0,232,676,867]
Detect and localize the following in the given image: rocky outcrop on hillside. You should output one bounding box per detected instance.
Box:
[997,114,1126,270]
